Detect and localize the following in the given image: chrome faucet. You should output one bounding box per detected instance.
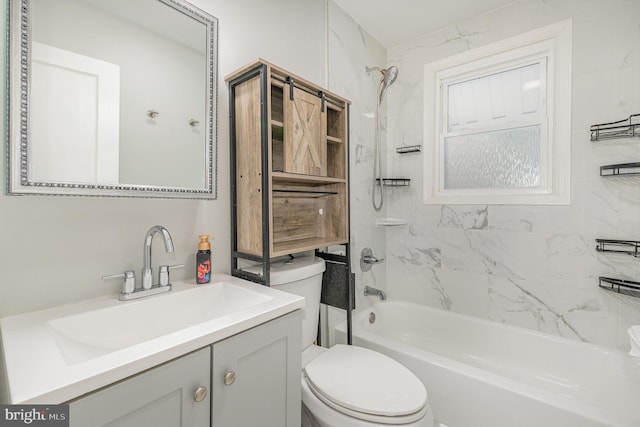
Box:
[142,225,175,290]
[364,285,387,301]
[103,225,183,301]
[360,247,385,272]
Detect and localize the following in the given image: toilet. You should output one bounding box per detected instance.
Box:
[247,256,434,427]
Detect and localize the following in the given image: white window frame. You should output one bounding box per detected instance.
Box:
[423,20,572,205]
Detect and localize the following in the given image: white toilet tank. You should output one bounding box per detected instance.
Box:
[247,256,325,350]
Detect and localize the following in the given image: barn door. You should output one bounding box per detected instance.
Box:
[283,86,327,176]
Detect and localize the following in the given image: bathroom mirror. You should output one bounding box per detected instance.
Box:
[6,0,218,198]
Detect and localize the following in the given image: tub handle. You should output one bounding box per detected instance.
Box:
[363,254,384,263]
[361,248,384,271]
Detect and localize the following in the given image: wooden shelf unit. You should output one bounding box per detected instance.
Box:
[227,59,351,285]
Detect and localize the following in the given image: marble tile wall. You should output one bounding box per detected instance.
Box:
[325,1,387,344]
[381,0,640,350]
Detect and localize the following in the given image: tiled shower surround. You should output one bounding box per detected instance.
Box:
[381,0,640,350]
[329,0,640,350]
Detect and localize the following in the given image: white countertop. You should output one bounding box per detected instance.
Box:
[0,274,304,404]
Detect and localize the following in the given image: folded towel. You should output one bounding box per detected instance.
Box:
[627,326,640,357]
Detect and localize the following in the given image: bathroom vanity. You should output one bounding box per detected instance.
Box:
[0,275,304,426]
[69,312,300,426]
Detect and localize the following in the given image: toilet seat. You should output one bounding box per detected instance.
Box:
[303,345,428,425]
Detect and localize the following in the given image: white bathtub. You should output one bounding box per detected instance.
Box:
[335,300,640,427]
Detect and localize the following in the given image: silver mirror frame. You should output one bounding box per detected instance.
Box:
[6,0,219,199]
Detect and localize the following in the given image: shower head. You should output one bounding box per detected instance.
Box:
[381,66,398,87]
[366,65,399,104]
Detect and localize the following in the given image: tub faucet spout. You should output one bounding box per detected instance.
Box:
[364,285,387,301]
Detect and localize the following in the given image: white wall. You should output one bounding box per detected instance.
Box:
[383,0,640,350]
[0,0,326,317]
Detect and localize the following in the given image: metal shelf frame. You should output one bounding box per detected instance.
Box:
[600,162,640,177]
[228,62,354,344]
[396,145,422,154]
[599,277,640,298]
[591,113,640,141]
[595,239,640,257]
[375,178,411,187]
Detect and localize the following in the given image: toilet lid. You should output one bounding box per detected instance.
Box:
[303,345,427,419]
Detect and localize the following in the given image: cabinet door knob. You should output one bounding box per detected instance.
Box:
[193,386,208,402]
[224,371,236,386]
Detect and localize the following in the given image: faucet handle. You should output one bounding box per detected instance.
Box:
[360,248,385,272]
[102,270,136,294]
[159,264,184,287]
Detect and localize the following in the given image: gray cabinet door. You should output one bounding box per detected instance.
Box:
[69,347,210,427]
[212,311,302,427]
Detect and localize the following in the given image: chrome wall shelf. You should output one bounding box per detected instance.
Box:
[375,178,410,187]
[600,162,640,177]
[599,277,640,298]
[595,240,640,298]
[596,239,640,257]
[396,145,422,154]
[590,113,640,141]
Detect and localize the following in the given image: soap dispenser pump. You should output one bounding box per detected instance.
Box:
[196,234,212,284]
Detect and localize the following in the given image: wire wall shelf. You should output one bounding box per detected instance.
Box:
[590,114,640,141]
[396,145,422,154]
[596,239,640,257]
[600,162,640,177]
[376,178,411,187]
[599,277,640,298]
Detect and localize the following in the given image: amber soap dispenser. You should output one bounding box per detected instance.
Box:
[196,235,212,284]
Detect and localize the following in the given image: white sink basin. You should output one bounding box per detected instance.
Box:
[0,274,304,404]
[47,282,272,364]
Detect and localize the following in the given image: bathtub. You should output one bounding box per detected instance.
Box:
[335,300,640,427]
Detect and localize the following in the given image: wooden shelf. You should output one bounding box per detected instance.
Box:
[272,172,346,185]
[327,135,342,144]
[272,237,349,258]
[272,189,337,198]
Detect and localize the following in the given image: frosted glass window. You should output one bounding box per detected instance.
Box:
[444,125,541,189]
[442,61,544,190]
[423,20,572,205]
